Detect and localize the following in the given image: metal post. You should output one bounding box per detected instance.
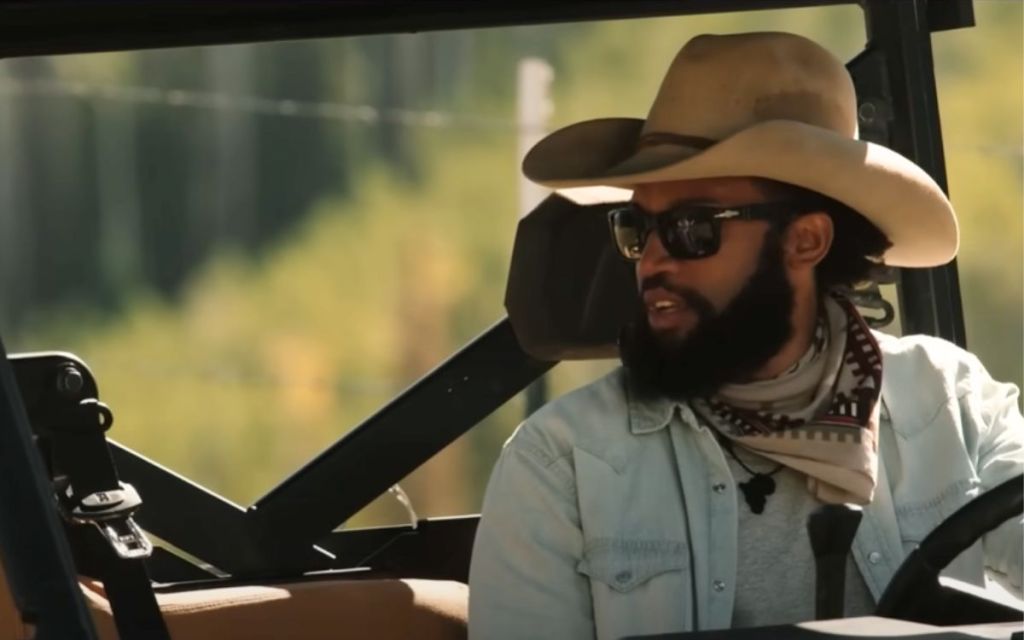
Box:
[862,0,968,346]
[0,339,99,639]
[518,57,554,415]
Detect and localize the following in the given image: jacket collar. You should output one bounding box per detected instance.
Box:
[625,380,687,434]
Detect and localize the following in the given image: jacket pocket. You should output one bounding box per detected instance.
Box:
[577,537,689,593]
[894,477,981,544]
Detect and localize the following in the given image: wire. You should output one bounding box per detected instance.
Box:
[0,76,547,133]
[949,142,1024,159]
[0,76,1017,157]
[387,484,419,530]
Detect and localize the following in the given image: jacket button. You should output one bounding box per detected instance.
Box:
[868,551,882,565]
[712,483,727,494]
[712,580,726,592]
[615,571,633,584]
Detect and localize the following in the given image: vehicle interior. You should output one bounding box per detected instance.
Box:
[0,1,1021,639]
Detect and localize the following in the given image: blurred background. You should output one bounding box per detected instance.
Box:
[1,3,1020,527]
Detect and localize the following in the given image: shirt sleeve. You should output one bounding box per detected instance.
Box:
[961,354,1024,591]
[468,431,594,640]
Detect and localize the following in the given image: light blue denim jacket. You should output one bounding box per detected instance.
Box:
[468,333,1024,639]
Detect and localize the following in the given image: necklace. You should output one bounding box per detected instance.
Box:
[715,433,784,515]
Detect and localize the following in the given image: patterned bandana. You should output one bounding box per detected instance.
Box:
[692,295,882,504]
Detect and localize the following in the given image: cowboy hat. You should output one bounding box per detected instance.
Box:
[522,32,958,267]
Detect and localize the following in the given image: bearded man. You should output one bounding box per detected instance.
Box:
[467,32,1024,638]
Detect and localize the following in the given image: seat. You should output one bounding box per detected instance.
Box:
[1,559,468,640]
[0,561,29,640]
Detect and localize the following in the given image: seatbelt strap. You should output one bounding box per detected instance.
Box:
[43,397,171,640]
[92,538,171,640]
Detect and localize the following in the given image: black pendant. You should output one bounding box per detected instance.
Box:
[738,474,776,514]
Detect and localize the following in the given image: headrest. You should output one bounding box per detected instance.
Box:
[504,193,636,361]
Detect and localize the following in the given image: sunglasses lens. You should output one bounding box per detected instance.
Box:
[608,206,725,260]
[609,208,646,260]
[663,215,719,258]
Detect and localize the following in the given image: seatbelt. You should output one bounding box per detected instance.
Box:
[38,387,172,640]
[62,476,170,640]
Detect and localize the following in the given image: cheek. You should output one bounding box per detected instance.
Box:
[717,223,768,278]
[673,226,766,309]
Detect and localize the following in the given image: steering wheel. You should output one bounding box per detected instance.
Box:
[875,473,1023,623]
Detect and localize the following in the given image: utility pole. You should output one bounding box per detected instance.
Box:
[95,97,142,293]
[517,57,553,417]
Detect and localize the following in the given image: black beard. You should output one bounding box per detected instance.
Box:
[619,231,795,400]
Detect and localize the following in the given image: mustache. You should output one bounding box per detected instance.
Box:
[639,273,716,320]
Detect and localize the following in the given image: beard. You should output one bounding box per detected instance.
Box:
[619,231,795,400]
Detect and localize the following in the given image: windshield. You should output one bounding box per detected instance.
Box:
[0,3,1019,528]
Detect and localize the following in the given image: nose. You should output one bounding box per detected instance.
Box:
[636,229,673,285]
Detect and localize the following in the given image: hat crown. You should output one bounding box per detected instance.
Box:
[643,32,857,142]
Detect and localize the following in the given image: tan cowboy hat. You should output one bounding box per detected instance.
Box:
[522,32,958,268]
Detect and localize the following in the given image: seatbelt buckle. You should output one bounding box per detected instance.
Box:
[61,481,154,560]
[92,516,153,560]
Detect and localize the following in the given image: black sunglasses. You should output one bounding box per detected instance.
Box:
[607,201,800,261]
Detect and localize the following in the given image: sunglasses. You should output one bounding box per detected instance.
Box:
[607,201,800,261]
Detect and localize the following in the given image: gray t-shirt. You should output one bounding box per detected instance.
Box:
[724,449,877,628]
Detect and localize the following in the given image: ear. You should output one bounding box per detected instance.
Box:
[783,212,833,270]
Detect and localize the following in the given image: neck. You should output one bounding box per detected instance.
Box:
[750,286,820,381]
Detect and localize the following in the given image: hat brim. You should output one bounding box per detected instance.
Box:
[523,118,958,268]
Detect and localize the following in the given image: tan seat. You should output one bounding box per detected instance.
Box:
[2,559,468,640]
[0,561,30,640]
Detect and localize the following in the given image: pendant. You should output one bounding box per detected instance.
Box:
[738,474,776,514]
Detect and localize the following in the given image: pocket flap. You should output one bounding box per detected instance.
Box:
[895,478,980,542]
[577,538,688,593]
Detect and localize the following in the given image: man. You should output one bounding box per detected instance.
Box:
[468,32,1023,638]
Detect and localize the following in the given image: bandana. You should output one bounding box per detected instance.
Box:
[692,295,882,504]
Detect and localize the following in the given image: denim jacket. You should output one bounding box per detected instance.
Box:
[468,333,1024,639]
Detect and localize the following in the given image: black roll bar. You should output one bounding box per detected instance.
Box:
[0,341,99,639]
[863,0,969,346]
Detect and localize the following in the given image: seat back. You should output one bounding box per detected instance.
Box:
[2,559,466,640]
[505,192,635,361]
[0,560,32,640]
[88,575,467,640]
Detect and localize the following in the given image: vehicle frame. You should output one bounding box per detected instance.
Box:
[0,1,1008,639]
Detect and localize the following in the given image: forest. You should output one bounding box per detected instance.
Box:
[0,3,1020,527]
